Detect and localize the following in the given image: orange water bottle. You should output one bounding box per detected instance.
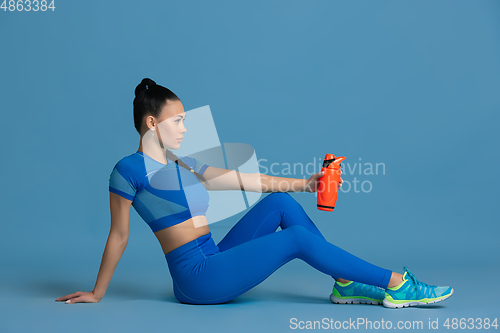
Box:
[317,153,346,211]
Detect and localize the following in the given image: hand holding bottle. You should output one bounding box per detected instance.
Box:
[305,171,343,193]
[317,153,346,211]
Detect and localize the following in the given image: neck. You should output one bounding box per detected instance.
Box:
[138,136,168,165]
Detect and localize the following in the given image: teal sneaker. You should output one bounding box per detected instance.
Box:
[330,280,385,305]
[383,267,454,308]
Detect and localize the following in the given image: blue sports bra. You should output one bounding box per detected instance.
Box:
[108,150,210,232]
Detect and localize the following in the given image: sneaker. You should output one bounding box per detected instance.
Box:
[383,267,454,308]
[330,280,385,305]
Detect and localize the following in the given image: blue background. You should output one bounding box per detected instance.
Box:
[1,0,499,332]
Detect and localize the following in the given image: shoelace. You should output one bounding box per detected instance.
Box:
[404,267,436,298]
[359,283,383,298]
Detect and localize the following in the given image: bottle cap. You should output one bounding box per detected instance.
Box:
[322,153,346,169]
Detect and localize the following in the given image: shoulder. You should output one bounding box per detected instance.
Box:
[178,155,195,167]
[177,155,209,175]
[112,152,136,169]
[111,152,145,177]
[178,155,207,168]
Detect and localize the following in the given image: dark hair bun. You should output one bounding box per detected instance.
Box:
[135,78,157,97]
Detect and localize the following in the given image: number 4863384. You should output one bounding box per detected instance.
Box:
[1,0,56,11]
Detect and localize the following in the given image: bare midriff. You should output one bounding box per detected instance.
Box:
[154,215,211,255]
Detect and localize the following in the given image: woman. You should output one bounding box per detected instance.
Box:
[56,78,453,308]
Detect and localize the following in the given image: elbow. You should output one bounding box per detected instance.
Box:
[109,231,129,245]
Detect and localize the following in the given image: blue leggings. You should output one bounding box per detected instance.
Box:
[165,192,392,304]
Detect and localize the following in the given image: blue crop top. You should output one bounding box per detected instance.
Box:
[108,150,210,232]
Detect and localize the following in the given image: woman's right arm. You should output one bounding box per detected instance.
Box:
[55,192,132,304]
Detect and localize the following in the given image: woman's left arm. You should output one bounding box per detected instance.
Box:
[200,167,342,193]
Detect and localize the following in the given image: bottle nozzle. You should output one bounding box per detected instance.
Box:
[334,156,346,165]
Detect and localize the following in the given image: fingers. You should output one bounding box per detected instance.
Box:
[58,295,82,303]
[55,291,82,302]
[314,171,344,189]
[65,297,82,304]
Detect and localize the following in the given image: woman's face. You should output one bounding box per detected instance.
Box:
[154,100,187,150]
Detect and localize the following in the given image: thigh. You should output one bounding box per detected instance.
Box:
[173,226,302,304]
[216,193,285,252]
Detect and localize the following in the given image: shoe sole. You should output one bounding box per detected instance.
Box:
[330,294,382,305]
[382,288,454,308]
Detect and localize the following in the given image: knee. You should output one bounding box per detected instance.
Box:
[285,225,310,248]
[267,192,290,200]
[266,192,298,207]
